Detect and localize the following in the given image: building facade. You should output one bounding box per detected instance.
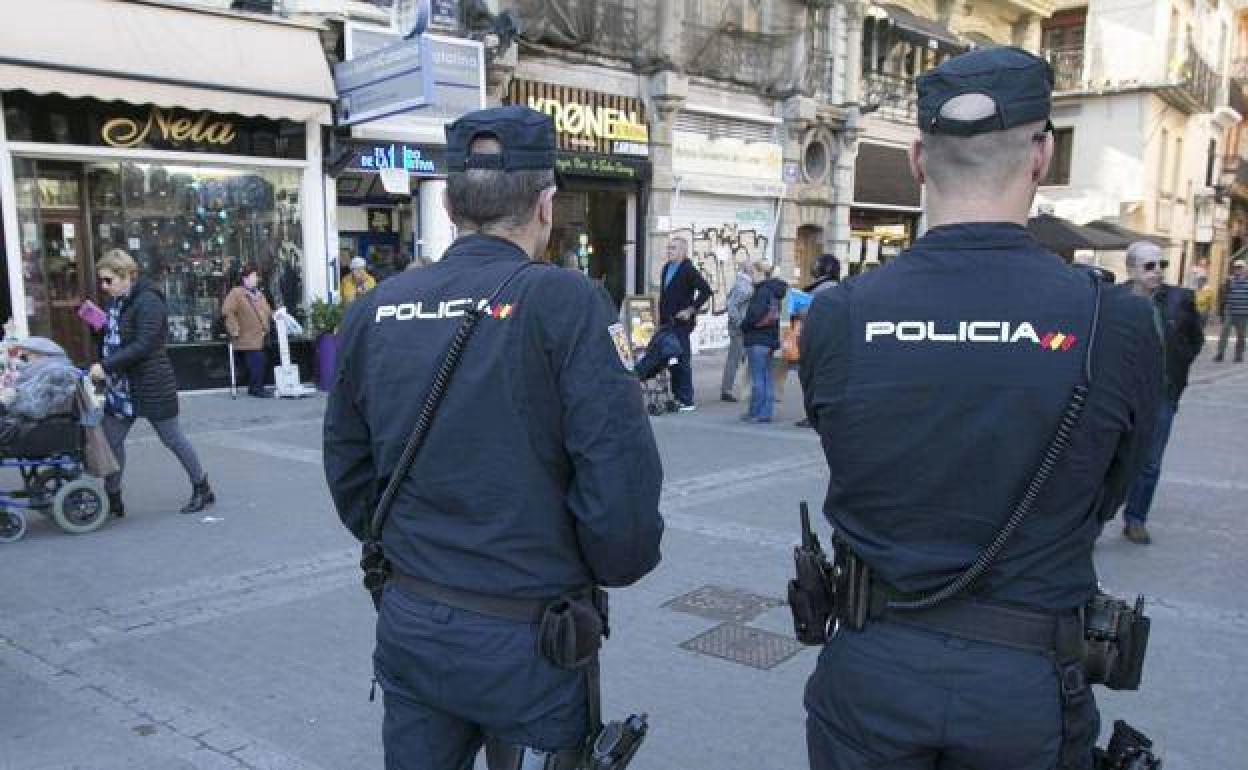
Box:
[1035,0,1242,285]
[846,0,1053,273]
[0,0,336,388]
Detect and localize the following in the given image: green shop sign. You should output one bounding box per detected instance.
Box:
[555,153,648,180]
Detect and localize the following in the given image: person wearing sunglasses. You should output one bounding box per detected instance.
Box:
[89,249,214,518]
[1214,258,1248,363]
[1120,241,1204,545]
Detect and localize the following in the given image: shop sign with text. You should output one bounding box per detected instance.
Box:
[1,93,305,159]
[555,153,648,180]
[672,131,784,196]
[508,80,649,158]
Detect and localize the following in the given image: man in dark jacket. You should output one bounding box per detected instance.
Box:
[1121,240,1204,544]
[323,106,664,770]
[658,236,713,410]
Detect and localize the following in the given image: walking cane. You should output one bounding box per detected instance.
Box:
[227,340,237,399]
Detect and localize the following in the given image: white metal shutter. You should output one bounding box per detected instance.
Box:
[669,192,776,351]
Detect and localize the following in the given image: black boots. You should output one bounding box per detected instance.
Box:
[109,492,125,518]
[180,479,216,515]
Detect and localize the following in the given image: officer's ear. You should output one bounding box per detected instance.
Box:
[536,186,557,227]
[908,140,926,186]
[1031,131,1055,185]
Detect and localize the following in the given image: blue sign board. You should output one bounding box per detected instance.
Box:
[346,26,484,128]
[334,37,434,126]
[347,142,444,175]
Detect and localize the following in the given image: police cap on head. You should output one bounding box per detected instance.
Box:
[445,106,556,172]
[917,46,1054,137]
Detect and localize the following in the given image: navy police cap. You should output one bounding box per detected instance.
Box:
[917,46,1054,137]
[445,105,556,172]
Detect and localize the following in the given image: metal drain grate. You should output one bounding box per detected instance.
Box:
[680,622,805,670]
[662,585,785,624]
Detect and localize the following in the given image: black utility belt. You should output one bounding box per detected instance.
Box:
[787,535,1150,690]
[390,571,609,671]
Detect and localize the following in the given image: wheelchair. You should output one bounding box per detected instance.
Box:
[0,413,110,543]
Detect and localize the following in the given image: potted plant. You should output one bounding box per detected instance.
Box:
[308,299,345,391]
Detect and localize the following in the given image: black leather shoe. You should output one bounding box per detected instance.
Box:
[109,492,125,518]
[180,479,216,515]
[720,393,738,403]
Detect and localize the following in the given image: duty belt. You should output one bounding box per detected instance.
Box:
[390,571,551,624]
[867,582,1078,656]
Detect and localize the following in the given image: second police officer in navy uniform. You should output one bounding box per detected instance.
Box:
[798,49,1163,768]
[324,106,665,770]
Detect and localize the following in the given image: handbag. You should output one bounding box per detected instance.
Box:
[781,318,802,363]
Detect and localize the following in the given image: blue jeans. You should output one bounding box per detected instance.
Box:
[670,330,694,406]
[747,345,775,420]
[244,350,267,392]
[1123,399,1177,525]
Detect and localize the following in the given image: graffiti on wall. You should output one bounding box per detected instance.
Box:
[657,220,770,351]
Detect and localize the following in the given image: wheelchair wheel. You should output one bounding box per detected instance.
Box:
[0,509,26,543]
[32,468,66,508]
[52,479,110,535]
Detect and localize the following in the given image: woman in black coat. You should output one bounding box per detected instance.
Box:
[740,261,788,423]
[88,249,214,516]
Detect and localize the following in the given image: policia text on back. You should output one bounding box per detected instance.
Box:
[789,269,1158,769]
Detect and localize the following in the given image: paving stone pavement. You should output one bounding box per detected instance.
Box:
[1,351,1246,769]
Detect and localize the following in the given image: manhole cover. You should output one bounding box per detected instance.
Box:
[680,622,804,670]
[662,585,785,623]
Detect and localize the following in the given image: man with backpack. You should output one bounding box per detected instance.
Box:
[720,263,754,403]
[1121,240,1205,544]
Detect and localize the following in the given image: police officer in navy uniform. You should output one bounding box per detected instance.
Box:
[324,106,665,769]
[799,48,1162,768]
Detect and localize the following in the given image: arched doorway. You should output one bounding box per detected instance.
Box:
[796,225,824,286]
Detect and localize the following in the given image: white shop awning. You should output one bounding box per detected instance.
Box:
[0,0,336,124]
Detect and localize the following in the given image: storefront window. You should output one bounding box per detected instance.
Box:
[13,157,303,361]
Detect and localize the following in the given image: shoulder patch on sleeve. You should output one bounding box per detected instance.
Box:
[609,323,635,371]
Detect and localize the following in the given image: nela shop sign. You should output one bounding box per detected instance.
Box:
[102,106,237,149]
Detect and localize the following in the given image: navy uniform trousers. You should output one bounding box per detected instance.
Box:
[805,620,1100,770]
[374,584,589,770]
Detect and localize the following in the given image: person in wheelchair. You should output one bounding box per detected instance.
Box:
[0,336,80,451]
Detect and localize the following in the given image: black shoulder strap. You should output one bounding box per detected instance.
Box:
[366,260,540,543]
[888,274,1103,611]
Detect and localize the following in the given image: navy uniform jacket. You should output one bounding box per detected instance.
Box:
[799,223,1163,611]
[324,234,665,599]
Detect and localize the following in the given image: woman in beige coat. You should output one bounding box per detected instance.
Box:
[221,264,273,398]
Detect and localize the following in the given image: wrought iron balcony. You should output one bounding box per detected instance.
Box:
[1043,47,1085,92]
[1158,43,1219,114]
[860,70,917,120]
[511,0,646,62]
[683,21,783,90]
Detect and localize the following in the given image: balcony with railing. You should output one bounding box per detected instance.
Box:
[682,22,785,90]
[861,70,917,121]
[1043,47,1085,92]
[512,0,649,62]
[1158,43,1220,113]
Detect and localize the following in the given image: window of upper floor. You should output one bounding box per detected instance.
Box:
[1041,128,1074,187]
[1041,8,1087,54]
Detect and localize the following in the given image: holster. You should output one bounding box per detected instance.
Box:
[360,541,392,612]
[1083,593,1150,691]
[536,588,608,670]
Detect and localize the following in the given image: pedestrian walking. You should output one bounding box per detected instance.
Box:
[88,249,214,518]
[741,261,786,423]
[1214,258,1248,362]
[221,264,273,399]
[323,106,664,770]
[798,47,1162,768]
[658,236,713,411]
[1120,241,1205,544]
[794,254,840,428]
[720,263,754,403]
[340,256,377,305]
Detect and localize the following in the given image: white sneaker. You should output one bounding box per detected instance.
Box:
[678,402,696,413]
